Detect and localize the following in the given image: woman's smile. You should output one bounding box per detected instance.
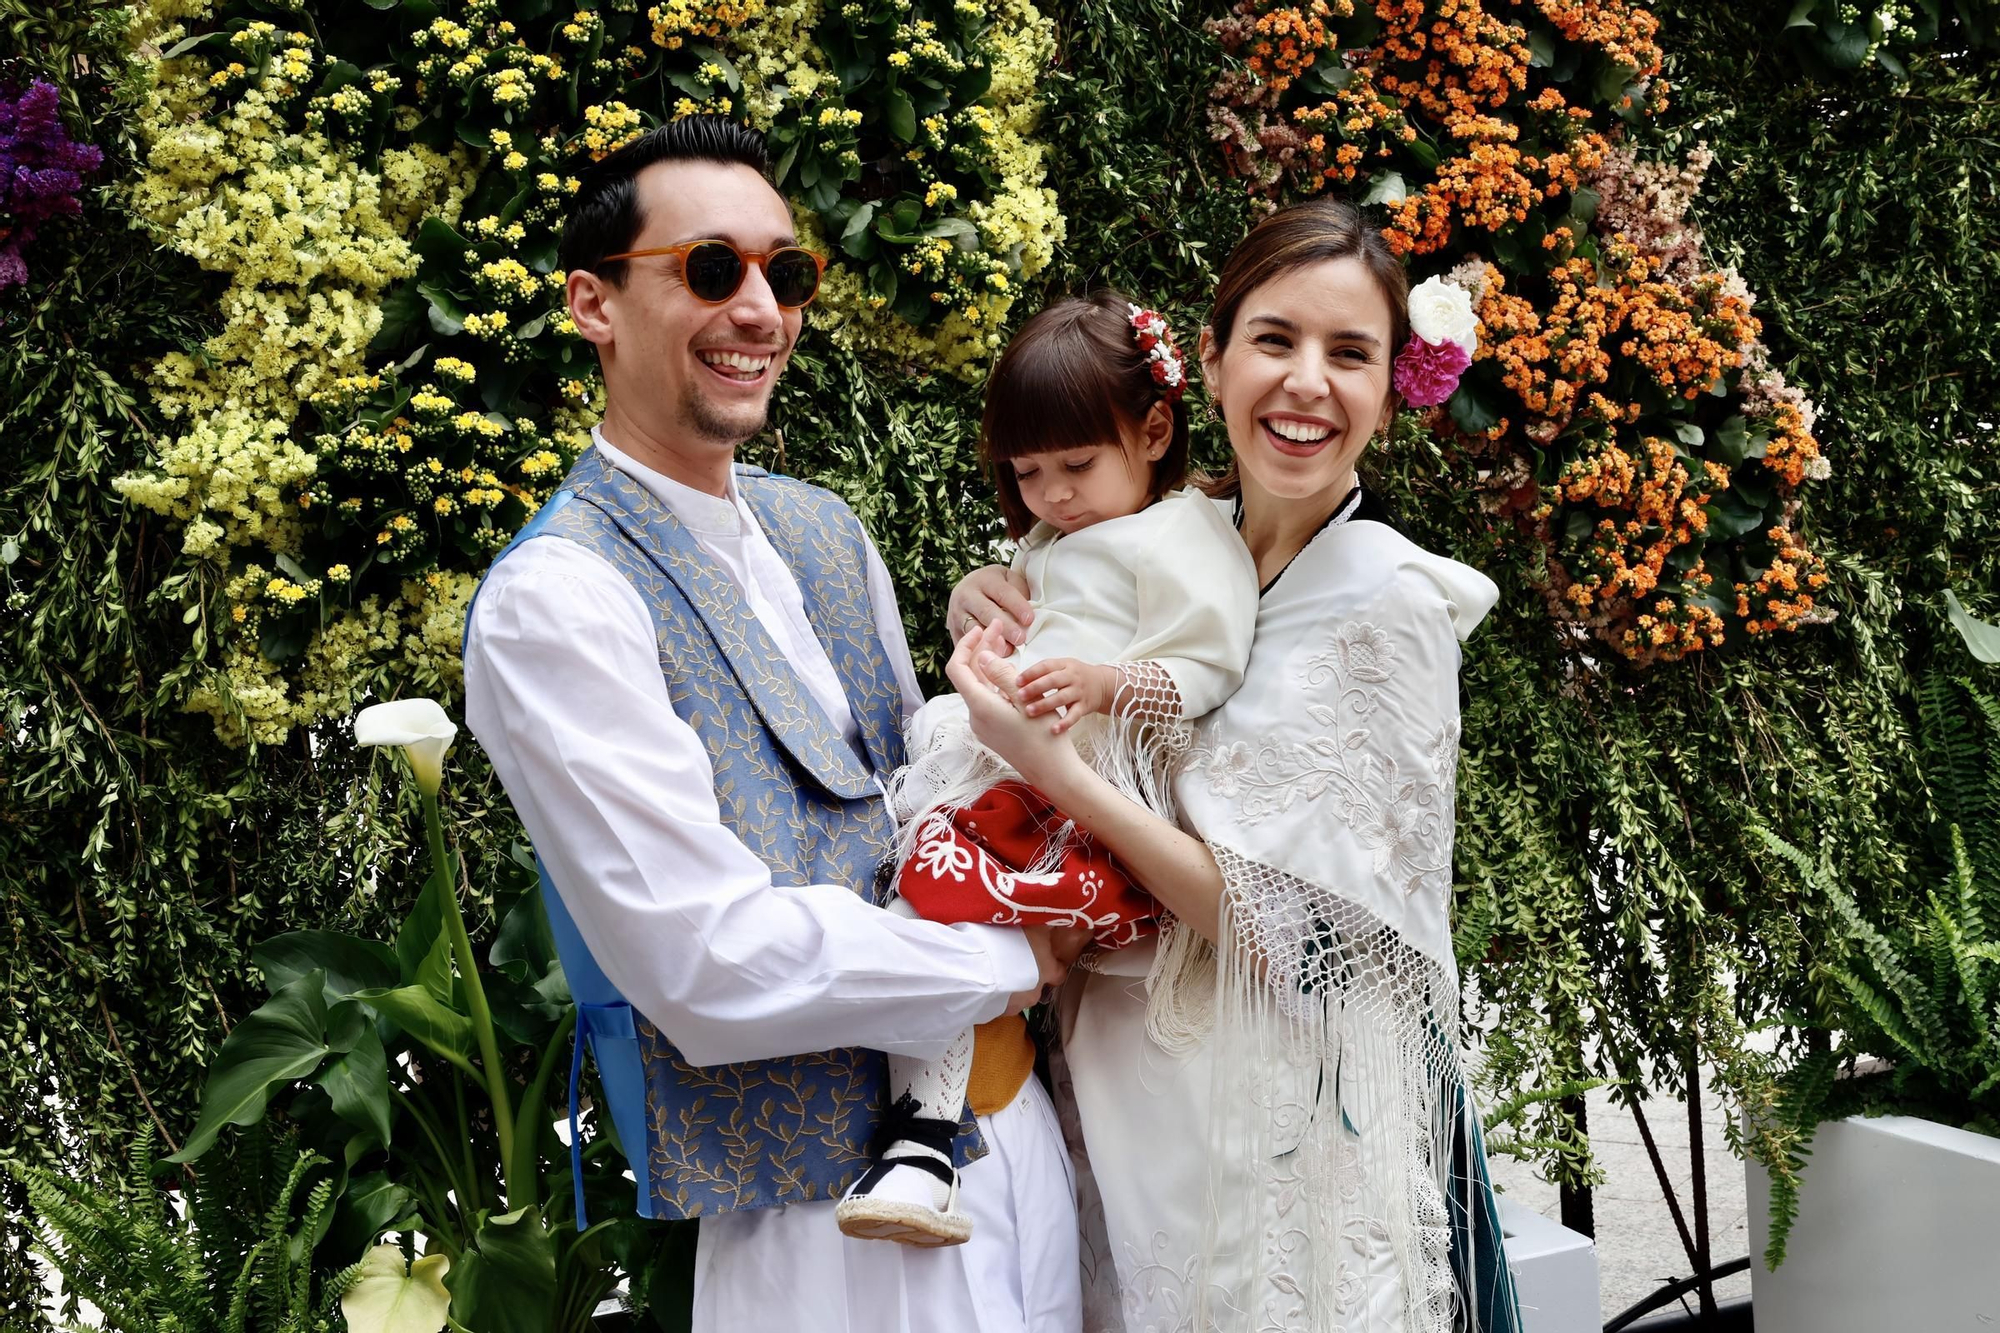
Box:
[1260,413,1339,457]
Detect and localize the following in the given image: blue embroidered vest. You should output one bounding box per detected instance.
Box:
[469,447,981,1220]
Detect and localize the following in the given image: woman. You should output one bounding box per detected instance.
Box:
[945,196,1522,1332]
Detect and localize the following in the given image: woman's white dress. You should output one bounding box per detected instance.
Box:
[1061,514,1509,1333]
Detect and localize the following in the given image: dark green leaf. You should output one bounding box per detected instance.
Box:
[355,985,476,1065]
[329,1173,421,1259]
[320,1022,392,1147]
[446,1206,559,1331]
[886,90,917,143]
[168,973,331,1163]
[255,931,400,1002]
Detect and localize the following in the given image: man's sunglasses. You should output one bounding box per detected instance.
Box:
[598,240,827,310]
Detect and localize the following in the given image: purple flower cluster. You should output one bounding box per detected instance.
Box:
[0,80,104,290]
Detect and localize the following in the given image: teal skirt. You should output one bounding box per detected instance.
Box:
[1450,1078,1526,1333]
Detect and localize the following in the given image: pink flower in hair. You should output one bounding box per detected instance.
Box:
[1393,334,1472,408]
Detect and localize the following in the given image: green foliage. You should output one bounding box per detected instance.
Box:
[1777,0,1999,80]
[110,0,1063,741]
[1751,667,2000,1264]
[167,751,686,1331]
[16,1123,349,1332]
[6,0,2000,1312]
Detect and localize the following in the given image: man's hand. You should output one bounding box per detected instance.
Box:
[1014,658,1118,735]
[1004,923,1076,1011]
[948,565,1032,652]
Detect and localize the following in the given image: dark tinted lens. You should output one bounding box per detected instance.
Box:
[681,242,744,302]
[765,249,821,308]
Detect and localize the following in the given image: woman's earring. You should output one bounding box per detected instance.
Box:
[1204,398,1224,424]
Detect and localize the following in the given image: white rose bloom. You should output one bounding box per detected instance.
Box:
[1407,275,1479,355]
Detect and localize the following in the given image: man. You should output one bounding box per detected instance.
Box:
[463,117,1077,1332]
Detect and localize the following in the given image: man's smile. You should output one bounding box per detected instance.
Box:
[697,347,777,383]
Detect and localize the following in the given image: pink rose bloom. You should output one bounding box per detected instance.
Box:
[1393,333,1472,408]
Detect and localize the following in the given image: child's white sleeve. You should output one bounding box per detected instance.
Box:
[1123,495,1261,719]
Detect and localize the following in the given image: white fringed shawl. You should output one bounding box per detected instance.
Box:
[1171,516,1502,1332]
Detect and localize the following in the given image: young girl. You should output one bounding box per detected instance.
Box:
[835,290,1260,1246]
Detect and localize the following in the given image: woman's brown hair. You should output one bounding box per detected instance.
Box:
[1202,197,1410,500]
[982,289,1191,538]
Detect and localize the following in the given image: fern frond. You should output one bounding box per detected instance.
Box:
[1918,674,1985,829]
[1825,880,1951,1057]
[1762,1046,1838,1268]
[1830,965,1930,1062]
[1480,1076,1612,1130]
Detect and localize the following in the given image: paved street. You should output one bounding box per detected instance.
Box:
[1490,1073,1753,1325]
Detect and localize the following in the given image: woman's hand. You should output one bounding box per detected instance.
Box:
[944,622,1088,791]
[1014,658,1118,735]
[947,565,1033,652]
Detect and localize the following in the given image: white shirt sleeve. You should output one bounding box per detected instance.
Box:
[462,536,1036,1067]
[1126,495,1262,718]
[862,531,927,720]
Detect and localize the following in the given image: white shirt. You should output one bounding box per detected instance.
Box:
[464,429,1038,1068]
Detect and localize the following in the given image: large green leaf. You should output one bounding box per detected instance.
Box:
[255,931,400,1002]
[329,1173,422,1261]
[356,985,476,1068]
[489,884,557,984]
[168,972,332,1163]
[445,1206,558,1332]
[1945,591,2000,664]
[395,858,451,985]
[321,1021,393,1148]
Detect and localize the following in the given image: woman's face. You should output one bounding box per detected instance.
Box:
[1201,255,1396,509]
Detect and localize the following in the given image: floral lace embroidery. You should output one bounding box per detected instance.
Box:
[1184,618,1462,899]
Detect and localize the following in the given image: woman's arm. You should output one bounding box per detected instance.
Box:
[944,626,1228,941]
[947,564,1033,650]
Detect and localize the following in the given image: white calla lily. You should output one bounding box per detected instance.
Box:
[354,698,459,796]
[341,1244,451,1333]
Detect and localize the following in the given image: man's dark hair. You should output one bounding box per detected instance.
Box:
[558,116,770,288]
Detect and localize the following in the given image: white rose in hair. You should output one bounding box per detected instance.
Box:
[1407,276,1479,356]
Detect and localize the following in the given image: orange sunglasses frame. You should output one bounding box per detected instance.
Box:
[597,239,828,309]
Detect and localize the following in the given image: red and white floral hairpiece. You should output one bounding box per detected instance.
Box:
[1127,303,1188,403]
[1392,275,1480,408]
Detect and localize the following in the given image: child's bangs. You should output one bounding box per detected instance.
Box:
[982,332,1132,462]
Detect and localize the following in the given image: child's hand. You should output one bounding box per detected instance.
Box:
[1014,658,1118,734]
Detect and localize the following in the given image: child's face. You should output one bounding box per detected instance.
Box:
[1009,432,1158,535]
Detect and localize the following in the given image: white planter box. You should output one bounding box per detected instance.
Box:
[1498,1195,1600,1333]
[1746,1113,2000,1333]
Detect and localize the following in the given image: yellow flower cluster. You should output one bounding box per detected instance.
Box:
[649,0,765,50]
[194,570,481,745]
[796,0,1063,375]
[578,100,646,158]
[112,407,319,560]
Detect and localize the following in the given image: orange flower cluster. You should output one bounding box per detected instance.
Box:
[1757,401,1822,487]
[1206,0,1831,667]
[1538,436,1727,661]
[1376,0,1530,135]
[1736,526,1831,636]
[1532,0,1663,78]
[1243,2,1351,94]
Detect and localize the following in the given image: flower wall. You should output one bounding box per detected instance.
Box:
[8,0,2000,1310]
[1208,0,1832,666]
[113,0,1061,743]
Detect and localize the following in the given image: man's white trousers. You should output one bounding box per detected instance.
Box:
[692,1077,1080,1333]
